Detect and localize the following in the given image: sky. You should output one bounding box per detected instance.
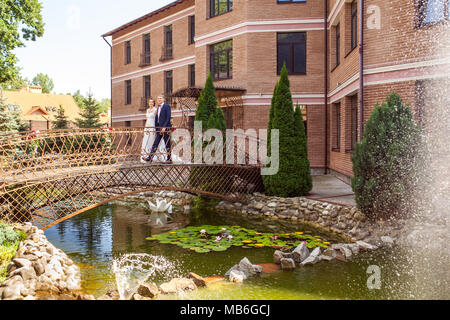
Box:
[14,0,174,100]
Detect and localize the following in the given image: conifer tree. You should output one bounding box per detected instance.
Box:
[263,64,312,197]
[52,105,69,129]
[351,92,424,220]
[75,92,103,129]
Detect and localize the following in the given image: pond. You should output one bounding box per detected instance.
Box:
[44,200,444,300]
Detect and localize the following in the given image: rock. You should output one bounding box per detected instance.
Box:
[137,283,159,299]
[132,293,152,301]
[380,236,394,245]
[159,278,197,294]
[356,241,378,251]
[267,202,277,208]
[347,243,360,255]
[301,248,321,266]
[322,248,336,259]
[229,270,246,283]
[320,255,334,262]
[238,257,261,276]
[280,258,296,270]
[32,260,45,276]
[12,258,32,269]
[273,250,292,264]
[10,266,36,282]
[1,282,24,300]
[253,202,265,210]
[187,272,207,288]
[224,264,239,278]
[292,242,310,263]
[106,290,120,300]
[97,295,113,300]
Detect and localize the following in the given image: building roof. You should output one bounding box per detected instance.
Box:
[1,88,82,123]
[101,0,188,38]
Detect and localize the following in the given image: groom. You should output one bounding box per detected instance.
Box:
[146,95,172,163]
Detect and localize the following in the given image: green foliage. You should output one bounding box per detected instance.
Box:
[31,73,54,93]
[75,92,103,129]
[0,223,25,283]
[263,64,313,197]
[351,92,425,220]
[98,98,111,114]
[0,223,20,246]
[195,73,219,129]
[146,225,331,254]
[190,73,229,192]
[0,0,45,83]
[0,72,31,91]
[52,105,69,129]
[0,96,28,132]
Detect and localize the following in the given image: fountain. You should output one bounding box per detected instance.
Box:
[111,253,181,300]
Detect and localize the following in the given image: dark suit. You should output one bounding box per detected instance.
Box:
[150,103,172,161]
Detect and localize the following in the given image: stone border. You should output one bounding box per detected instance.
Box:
[215,193,405,246]
[0,223,83,300]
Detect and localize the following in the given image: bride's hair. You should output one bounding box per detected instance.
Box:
[147,98,155,109]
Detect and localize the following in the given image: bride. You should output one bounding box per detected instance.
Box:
[141,98,167,163]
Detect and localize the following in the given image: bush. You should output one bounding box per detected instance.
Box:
[351,92,425,220]
[0,223,20,246]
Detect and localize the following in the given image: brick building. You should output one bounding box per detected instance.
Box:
[102,0,450,182]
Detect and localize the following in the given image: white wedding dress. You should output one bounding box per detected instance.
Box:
[141,109,167,163]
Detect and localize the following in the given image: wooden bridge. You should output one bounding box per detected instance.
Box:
[0,128,265,230]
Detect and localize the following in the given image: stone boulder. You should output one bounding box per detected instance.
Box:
[137,283,159,299]
[301,247,321,266]
[187,272,207,288]
[292,242,310,263]
[280,258,296,271]
[159,278,197,294]
[229,270,247,283]
[356,241,378,251]
[273,250,293,264]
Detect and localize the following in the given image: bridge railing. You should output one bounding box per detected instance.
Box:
[0,127,266,186]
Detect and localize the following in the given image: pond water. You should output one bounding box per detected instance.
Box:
[44,200,444,300]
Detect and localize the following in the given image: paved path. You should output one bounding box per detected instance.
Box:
[307,175,356,207]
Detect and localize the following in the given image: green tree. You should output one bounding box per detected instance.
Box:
[0,0,45,83]
[0,72,31,91]
[293,105,313,195]
[195,73,218,129]
[71,90,85,109]
[52,105,69,129]
[351,92,425,220]
[263,64,312,197]
[0,96,27,132]
[75,92,103,128]
[32,73,54,93]
[98,98,111,114]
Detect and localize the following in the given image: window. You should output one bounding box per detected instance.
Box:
[141,34,151,66]
[161,25,173,61]
[350,95,358,151]
[418,0,450,26]
[210,0,233,18]
[125,41,131,65]
[335,24,340,66]
[277,32,306,75]
[210,40,233,80]
[165,70,173,105]
[189,15,195,45]
[351,1,358,50]
[125,80,132,105]
[332,103,341,151]
[189,64,196,87]
[143,76,151,100]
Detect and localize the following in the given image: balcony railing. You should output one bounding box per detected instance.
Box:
[139,52,151,67]
[159,45,173,62]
